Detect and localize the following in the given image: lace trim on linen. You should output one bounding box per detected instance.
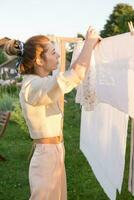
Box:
[75,53,98,111]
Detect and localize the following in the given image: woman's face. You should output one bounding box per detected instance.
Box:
[41,42,60,73]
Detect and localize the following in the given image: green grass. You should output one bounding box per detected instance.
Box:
[0,91,134,200]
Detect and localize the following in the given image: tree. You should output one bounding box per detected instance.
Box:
[100,3,134,37]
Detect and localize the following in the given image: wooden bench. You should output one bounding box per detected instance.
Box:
[0,111,11,161]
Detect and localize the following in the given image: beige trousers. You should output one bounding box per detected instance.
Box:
[29,142,67,200]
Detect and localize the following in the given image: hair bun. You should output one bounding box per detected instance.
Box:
[4,39,21,56]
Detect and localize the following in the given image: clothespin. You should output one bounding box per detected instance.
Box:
[128,21,134,35]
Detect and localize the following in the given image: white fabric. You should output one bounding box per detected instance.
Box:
[71,42,98,111]
[80,104,128,200]
[70,33,134,200]
[95,33,134,117]
[73,33,134,117]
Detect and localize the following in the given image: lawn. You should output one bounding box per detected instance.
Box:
[0,91,134,200]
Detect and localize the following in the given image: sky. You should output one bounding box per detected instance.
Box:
[0,0,134,41]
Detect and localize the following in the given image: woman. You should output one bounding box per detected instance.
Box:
[5,27,100,200]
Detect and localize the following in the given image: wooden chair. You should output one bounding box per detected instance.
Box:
[0,111,11,161]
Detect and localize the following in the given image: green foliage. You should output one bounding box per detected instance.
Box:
[77,33,85,40]
[66,51,72,63]
[100,3,134,37]
[66,43,75,63]
[0,84,20,96]
[0,49,7,64]
[11,100,28,134]
[0,122,30,200]
[15,76,23,83]
[0,94,16,111]
[0,86,27,134]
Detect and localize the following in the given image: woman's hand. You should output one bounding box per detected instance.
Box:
[85,26,102,49]
[72,26,102,80]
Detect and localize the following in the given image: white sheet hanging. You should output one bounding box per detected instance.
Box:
[70,32,134,200]
[94,33,134,118]
[72,33,134,117]
[80,104,128,200]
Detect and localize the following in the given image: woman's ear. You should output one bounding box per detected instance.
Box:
[35,46,44,66]
[36,58,43,66]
